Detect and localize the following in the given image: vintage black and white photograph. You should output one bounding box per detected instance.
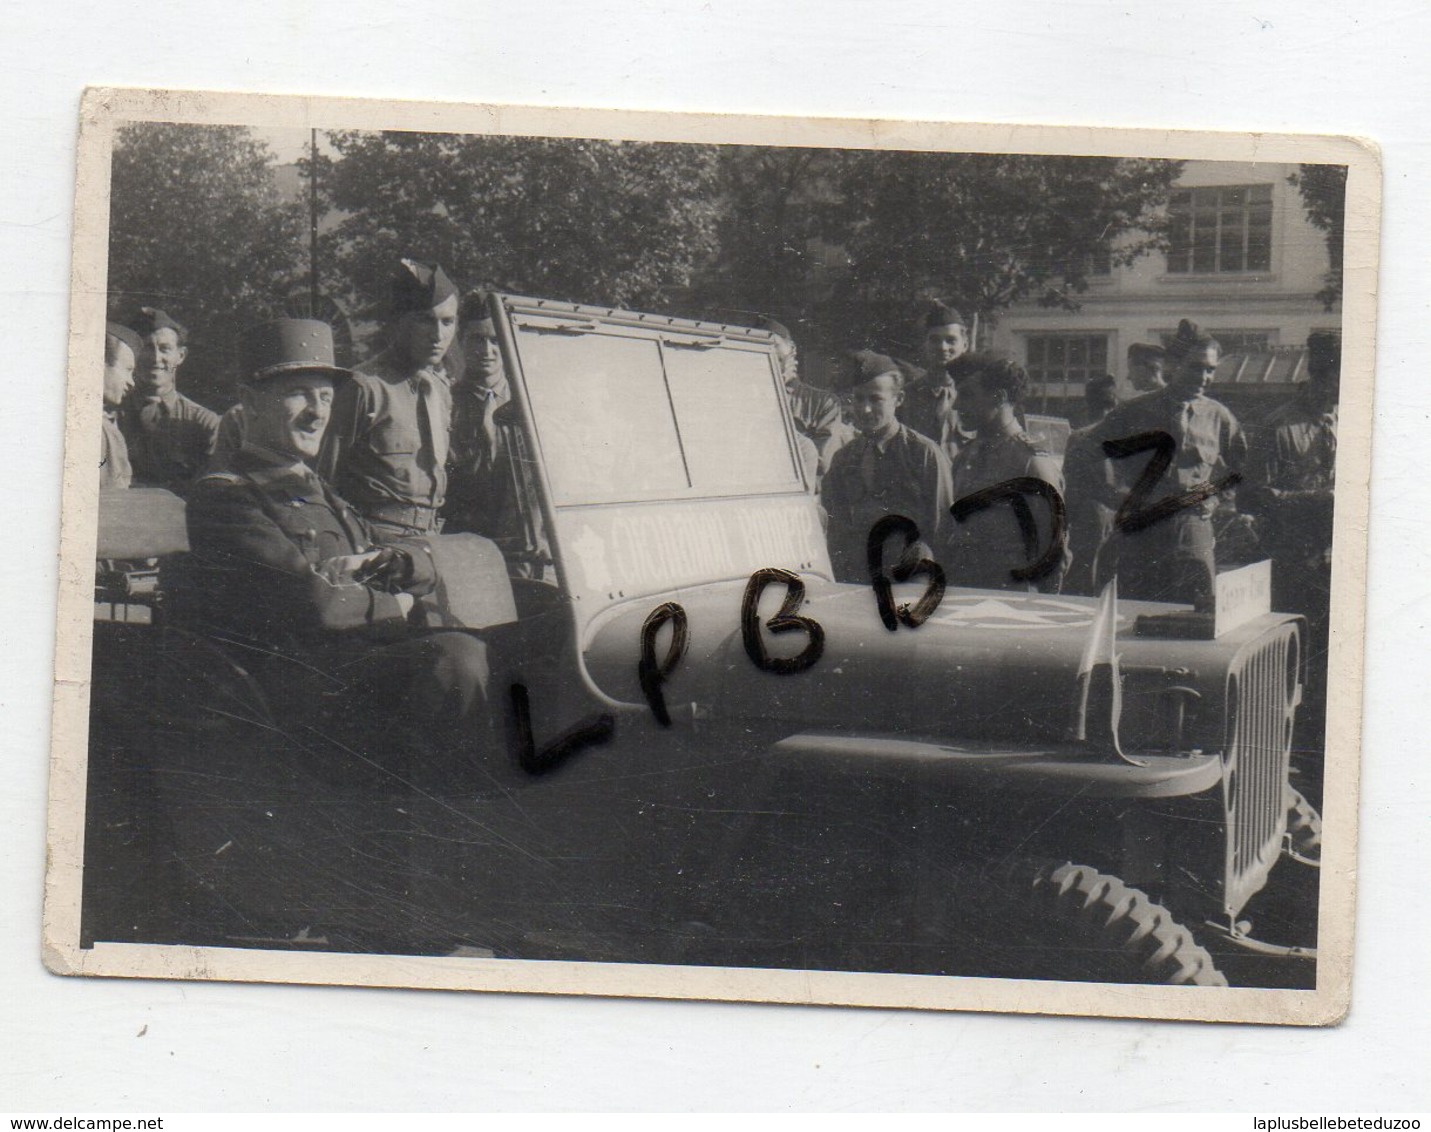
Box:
[45,89,1376,1023]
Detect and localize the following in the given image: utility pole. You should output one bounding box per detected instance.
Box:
[308,127,320,315]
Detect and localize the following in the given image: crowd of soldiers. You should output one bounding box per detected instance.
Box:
[97,259,1339,765]
[772,302,1337,621]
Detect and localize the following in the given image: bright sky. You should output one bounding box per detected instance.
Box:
[250,125,336,164]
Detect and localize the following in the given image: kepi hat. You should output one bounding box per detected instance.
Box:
[240,318,352,384]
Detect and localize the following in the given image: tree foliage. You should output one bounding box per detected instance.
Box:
[108,123,306,406]
[1289,163,1347,310]
[819,152,1183,350]
[319,132,724,319]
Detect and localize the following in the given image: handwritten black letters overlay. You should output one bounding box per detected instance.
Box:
[1102,430,1241,535]
[866,514,946,631]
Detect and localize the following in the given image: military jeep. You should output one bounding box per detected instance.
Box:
[82,294,1320,987]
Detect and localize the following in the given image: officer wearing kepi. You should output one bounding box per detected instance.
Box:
[121,306,220,492]
[182,319,492,778]
[321,259,460,541]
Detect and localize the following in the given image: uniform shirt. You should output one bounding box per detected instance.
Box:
[822,424,953,581]
[1081,390,1247,519]
[182,444,436,652]
[1245,398,1337,561]
[786,379,844,474]
[320,347,453,515]
[947,423,1064,590]
[122,390,220,492]
[1248,400,1337,499]
[899,369,969,461]
[99,409,132,490]
[445,376,512,539]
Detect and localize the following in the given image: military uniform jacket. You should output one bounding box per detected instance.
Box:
[183,445,437,653]
[786,379,844,474]
[320,347,453,514]
[1245,399,1337,558]
[122,390,220,492]
[947,425,1064,589]
[1079,390,1246,519]
[445,376,517,540]
[822,424,953,581]
[100,409,132,490]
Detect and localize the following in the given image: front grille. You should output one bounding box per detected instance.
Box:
[1222,623,1301,917]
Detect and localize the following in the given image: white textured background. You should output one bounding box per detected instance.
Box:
[3,0,1427,1112]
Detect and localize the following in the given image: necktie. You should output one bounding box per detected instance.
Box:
[477,388,499,473]
[413,373,447,496]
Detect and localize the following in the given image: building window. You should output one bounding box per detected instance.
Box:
[1167,184,1273,274]
[1025,334,1110,403]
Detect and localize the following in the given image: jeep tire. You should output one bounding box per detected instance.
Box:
[973,860,1229,987]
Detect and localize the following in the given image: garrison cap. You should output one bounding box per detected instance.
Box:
[459,289,498,337]
[839,348,902,390]
[1166,319,1218,361]
[1306,330,1341,378]
[105,321,143,360]
[391,258,459,315]
[239,319,351,384]
[130,306,188,342]
[923,300,966,330]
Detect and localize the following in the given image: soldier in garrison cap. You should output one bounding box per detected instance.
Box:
[120,306,220,493]
[320,259,460,541]
[101,322,141,490]
[1080,319,1246,609]
[181,318,493,780]
[822,350,953,582]
[757,316,849,480]
[899,299,972,461]
[945,353,1067,592]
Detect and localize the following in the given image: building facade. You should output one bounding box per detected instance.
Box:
[989,160,1341,426]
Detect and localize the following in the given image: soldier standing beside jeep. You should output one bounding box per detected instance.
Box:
[899,300,971,461]
[822,350,953,582]
[100,322,141,490]
[758,316,848,480]
[945,353,1066,591]
[120,306,220,493]
[321,259,459,541]
[443,291,551,575]
[1081,320,1246,609]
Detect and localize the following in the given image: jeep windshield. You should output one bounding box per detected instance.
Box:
[508,308,806,506]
